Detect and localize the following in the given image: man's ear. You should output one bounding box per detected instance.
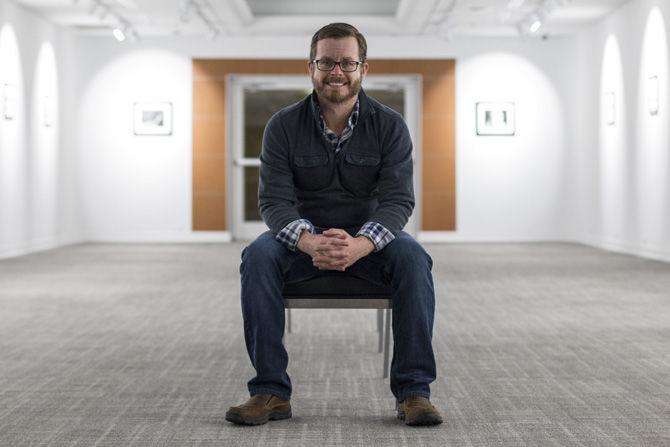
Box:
[361,61,369,78]
[308,61,314,75]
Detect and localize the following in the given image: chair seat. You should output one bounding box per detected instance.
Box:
[283,274,394,298]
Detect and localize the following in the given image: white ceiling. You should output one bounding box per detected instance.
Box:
[246,0,402,16]
[13,0,632,40]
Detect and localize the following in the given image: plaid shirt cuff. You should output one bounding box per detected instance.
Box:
[276,219,315,251]
[356,221,395,252]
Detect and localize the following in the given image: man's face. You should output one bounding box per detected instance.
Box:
[310,36,368,106]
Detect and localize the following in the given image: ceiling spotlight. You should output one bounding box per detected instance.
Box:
[88,0,139,42]
[113,28,126,41]
[529,19,542,33]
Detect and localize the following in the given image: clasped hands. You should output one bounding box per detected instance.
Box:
[297,228,374,271]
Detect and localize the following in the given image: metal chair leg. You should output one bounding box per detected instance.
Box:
[377,309,383,352]
[287,308,292,333]
[383,308,391,378]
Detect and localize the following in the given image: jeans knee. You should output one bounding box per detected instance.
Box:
[240,231,284,274]
[386,234,432,271]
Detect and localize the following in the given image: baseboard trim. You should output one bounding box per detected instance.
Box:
[0,234,83,260]
[417,231,571,243]
[85,231,233,243]
[573,234,670,264]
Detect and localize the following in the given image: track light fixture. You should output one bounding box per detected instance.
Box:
[529,15,542,33]
[529,20,541,33]
[89,0,139,42]
[179,0,223,39]
[516,0,571,37]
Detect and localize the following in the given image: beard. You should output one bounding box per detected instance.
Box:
[312,74,362,105]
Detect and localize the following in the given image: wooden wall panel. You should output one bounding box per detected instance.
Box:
[192,59,455,232]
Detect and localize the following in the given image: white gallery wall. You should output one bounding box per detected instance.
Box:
[74,33,575,243]
[0,1,80,259]
[75,45,194,241]
[453,45,570,241]
[568,0,670,262]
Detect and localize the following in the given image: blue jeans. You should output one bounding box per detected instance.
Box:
[240,230,437,401]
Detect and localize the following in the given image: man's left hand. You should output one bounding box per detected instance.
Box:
[311,228,374,271]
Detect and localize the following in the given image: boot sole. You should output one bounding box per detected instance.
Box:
[225,409,292,426]
[397,410,443,426]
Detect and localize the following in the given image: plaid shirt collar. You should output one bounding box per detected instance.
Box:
[312,96,360,152]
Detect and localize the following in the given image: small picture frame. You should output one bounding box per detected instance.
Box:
[43,95,54,127]
[3,83,17,120]
[133,102,173,135]
[647,75,659,116]
[476,102,515,136]
[604,91,616,125]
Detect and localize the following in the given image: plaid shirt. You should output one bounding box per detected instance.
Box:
[275,98,395,252]
[318,98,359,153]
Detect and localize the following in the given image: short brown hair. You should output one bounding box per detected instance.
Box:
[310,23,367,62]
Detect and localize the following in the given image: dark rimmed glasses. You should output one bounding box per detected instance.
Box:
[311,59,362,72]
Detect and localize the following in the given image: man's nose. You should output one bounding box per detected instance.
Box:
[330,63,344,75]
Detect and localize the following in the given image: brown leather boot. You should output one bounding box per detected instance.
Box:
[397,396,443,426]
[225,394,292,425]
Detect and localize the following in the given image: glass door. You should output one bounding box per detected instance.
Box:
[229,76,311,240]
[229,75,421,241]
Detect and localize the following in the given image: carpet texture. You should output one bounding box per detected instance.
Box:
[0,242,669,446]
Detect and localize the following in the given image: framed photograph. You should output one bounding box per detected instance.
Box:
[604,91,616,125]
[133,102,173,135]
[43,95,54,127]
[647,75,659,116]
[476,102,515,136]
[3,83,17,120]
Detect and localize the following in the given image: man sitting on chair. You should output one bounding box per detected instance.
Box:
[225,22,442,427]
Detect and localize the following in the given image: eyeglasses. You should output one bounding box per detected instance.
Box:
[311,59,362,72]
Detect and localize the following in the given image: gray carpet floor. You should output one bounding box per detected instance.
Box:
[0,242,669,446]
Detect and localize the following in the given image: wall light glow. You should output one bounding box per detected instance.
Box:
[0,23,28,248]
[635,6,669,248]
[31,41,60,241]
[598,34,627,244]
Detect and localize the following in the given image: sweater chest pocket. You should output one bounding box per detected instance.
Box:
[293,154,332,191]
[340,152,381,197]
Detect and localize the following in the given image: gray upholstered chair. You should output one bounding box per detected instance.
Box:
[282,274,393,378]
